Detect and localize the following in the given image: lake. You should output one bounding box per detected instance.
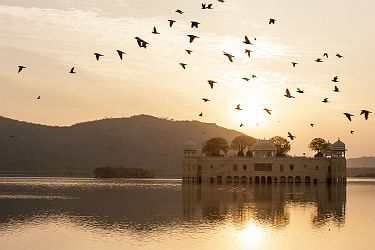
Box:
[0,177,374,250]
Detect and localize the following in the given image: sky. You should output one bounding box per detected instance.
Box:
[0,0,374,157]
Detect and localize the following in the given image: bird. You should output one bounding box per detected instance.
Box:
[243,35,253,45]
[315,58,323,62]
[116,50,125,60]
[168,20,176,27]
[202,98,210,102]
[235,104,242,110]
[322,98,329,103]
[207,80,217,89]
[179,63,187,69]
[288,132,296,140]
[187,35,199,43]
[297,88,304,93]
[199,113,203,117]
[292,62,298,67]
[336,53,343,58]
[240,123,244,127]
[323,53,329,58]
[350,130,354,135]
[242,77,250,81]
[94,53,103,61]
[175,9,183,14]
[18,66,26,73]
[264,108,271,115]
[69,67,76,74]
[251,75,257,78]
[334,86,340,92]
[134,37,148,48]
[332,76,339,82]
[284,88,295,98]
[207,4,213,9]
[310,123,314,127]
[191,21,200,28]
[245,49,252,58]
[223,51,234,62]
[269,18,276,24]
[217,0,225,2]
[360,110,372,120]
[186,49,193,55]
[37,96,41,100]
[152,26,160,34]
[343,113,354,121]
[201,3,206,9]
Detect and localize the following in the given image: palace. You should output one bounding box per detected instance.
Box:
[182,139,347,184]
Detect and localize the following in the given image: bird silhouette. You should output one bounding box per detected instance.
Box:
[288,132,296,140]
[360,110,372,120]
[315,58,323,62]
[202,98,210,102]
[152,26,160,34]
[245,49,252,58]
[94,53,103,61]
[242,77,250,81]
[243,36,253,45]
[350,130,354,135]
[217,0,225,2]
[291,62,298,67]
[187,35,199,43]
[269,18,276,24]
[284,88,295,98]
[168,20,176,27]
[235,104,242,110]
[175,9,184,14]
[199,113,203,117]
[332,76,339,82]
[69,67,76,74]
[37,96,41,100]
[223,51,234,62]
[264,108,271,115]
[201,3,206,9]
[207,4,213,9]
[336,53,343,58]
[18,66,26,73]
[334,86,340,92]
[251,75,257,78]
[322,98,329,103]
[186,49,193,55]
[191,21,200,28]
[208,80,217,89]
[179,63,187,69]
[323,53,329,58]
[135,37,149,49]
[116,50,125,60]
[343,113,354,121]
[310,123,314,127]
[297,88,304,93]
[240,123,244,127]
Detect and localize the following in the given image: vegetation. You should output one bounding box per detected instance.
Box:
[270,136,291,157]
[202,137,229,156]
[231,135,256,157]
[353,173,375,178]
[93,167,155,178]
[308,138,329,154]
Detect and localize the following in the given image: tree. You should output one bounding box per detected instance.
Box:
[202,137,229,156]
[231,135,256,157]
[270,136,291,157]
[308,138,328,153]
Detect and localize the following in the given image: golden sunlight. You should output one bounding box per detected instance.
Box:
[238,221,263,246]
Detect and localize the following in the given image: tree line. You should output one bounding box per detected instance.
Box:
[93,167,155,178]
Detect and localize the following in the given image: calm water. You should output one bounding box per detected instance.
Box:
[0,178,374,250]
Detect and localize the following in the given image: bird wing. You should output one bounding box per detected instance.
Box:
[286,88,290,95]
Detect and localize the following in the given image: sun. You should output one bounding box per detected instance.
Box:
[233,100,269,127]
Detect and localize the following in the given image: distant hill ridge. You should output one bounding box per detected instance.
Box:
[0,114,244,176]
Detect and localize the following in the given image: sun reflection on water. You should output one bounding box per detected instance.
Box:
[237,220,263,247]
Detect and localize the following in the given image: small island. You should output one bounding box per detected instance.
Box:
[93,167,155,178]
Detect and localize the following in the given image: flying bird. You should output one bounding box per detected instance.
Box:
[168,20,176,27]
[207,4,213,9]
[315,58,323,62]
[187,35,199,43]
[135,37,148,48]
[310,123,314,127]
[292,62,298,67]
[264,108,271,115]
[243,36,253,45]
[199,113,203,117]
[251,75,257,78]
[94,53,103,61]
[350,130,354,135]
[284,88,295,98]
[269,18,276,24]
[201,3,206,9]
[242,77,250,82]
[322,98,329,103]
[240,123,244,127]
[343,113,354,121]
[186,49,193,55]
[245,49,252,58]
[69,67,76,74]
[18,66,26,73]
[116,50,125,60]
[223,51,234,62]
[207,80,217,89]
[336,53,343,58]
[179,63,187,69]
[297,88,304,93]
[332,76,339,82]
[218,0,225,2]
[152,26,160,34]
[334,86,340,92]
[288,132,296,140]
[323,53,329,58]
[235,104,242,110]
[175,9,184,14]
[37,96,41,100]
[202,98,210,102]
[360,110,372,120]
[191,21,200,28]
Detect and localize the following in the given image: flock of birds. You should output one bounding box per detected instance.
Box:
[15,1,372,142]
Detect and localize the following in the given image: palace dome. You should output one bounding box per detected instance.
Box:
[332,139,345,151]
[250,140,277,151]
[183,140,198,151]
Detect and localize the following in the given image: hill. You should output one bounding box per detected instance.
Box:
[0,115,245,177]
[347,157,375,169]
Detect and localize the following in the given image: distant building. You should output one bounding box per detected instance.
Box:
[182,139,346,184]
